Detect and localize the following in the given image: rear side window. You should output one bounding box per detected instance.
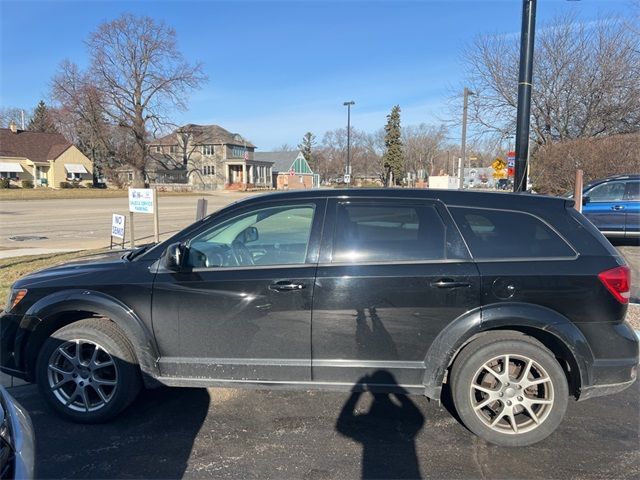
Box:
[332,203,447,263]
[450,207,576,260]
[624,181,639,201]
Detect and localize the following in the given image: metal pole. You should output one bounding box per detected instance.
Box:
[343,101,355,184]
[514,0,537,192]
[459,87,472,189]
[153,188,160,243]
[347,104,351,179]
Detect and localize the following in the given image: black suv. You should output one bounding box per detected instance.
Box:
[1,189,637,446]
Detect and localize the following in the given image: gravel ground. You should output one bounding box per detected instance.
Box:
[627,303,640,330]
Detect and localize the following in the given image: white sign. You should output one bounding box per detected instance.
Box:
[128,188,154,214]
[344,174,351,184]
[111,214,126,239]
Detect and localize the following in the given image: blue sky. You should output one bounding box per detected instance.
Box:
[0,0,632,149]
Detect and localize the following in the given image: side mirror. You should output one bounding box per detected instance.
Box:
[239,226,259,243]
[582,196,590,205]
[162,242,185,271]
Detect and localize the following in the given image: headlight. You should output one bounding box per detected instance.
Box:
[6,289,27,312]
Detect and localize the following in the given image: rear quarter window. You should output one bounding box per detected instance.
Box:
[449,207,576,260]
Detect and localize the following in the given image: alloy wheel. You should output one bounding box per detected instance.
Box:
[47,339,118,412]
[468,354,554,434]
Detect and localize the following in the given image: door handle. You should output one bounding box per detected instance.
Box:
[430,279,471,289]
[612,205,625,211]
[269,281,306,291]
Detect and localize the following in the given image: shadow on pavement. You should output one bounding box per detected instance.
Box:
[22,386,209,478]
[336,371,425,480]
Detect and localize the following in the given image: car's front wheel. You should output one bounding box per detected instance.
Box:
[36,318,142,423]
[451,332,569,447]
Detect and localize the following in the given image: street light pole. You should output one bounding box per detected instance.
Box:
[459,87,474,189]
[343,101,355,184]
[514,0,537,192]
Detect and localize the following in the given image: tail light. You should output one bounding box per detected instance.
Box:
[598,266,631,304]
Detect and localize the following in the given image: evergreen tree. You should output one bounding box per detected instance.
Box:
[28,100,58,133]
[298,132,316,170]
[382,105,404,186]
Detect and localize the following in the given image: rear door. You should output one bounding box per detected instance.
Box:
[311,198,480,386]
[583,181,627,235]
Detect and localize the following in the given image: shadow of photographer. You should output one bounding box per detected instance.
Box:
[336,370,425,480]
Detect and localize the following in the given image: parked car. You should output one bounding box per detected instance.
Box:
[1,189,637,447]
[0,387,35,479]
[579,174,639,239]
[496,178,512,190]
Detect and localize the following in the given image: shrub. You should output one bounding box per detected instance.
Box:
[21,180,34,189]
[0,178,10,189]
[59,181,72,189]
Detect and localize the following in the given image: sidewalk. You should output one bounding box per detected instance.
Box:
[0,248,79,259]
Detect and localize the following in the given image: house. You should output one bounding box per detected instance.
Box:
[254,150,316,190]
[0,123,93,188]
[144,124,273,190]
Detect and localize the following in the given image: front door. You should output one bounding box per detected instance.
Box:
[152,199,325,382]
[311,198,480,387]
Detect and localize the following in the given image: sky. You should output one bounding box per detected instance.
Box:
[0,0,633,150]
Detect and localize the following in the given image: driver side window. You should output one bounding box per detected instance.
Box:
[186,204,316,268]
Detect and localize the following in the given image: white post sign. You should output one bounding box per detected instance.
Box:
[111,214,126,239]
[128,188,154,214]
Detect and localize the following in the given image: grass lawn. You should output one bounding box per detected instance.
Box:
[0,188,205,201]
[0,250,105,310]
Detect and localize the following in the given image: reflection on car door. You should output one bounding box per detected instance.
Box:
[311,198,480,387]
[152,199,325,382]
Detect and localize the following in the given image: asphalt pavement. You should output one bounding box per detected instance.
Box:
[8,380,639,479]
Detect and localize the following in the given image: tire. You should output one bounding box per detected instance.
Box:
[36,318,142,423]
[451,332,569,447]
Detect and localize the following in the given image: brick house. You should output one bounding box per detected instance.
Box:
[254,150,316,190]
[0,123,93,188]
[145,124,273,190]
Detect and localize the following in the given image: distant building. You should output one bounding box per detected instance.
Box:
[139,124,273,190]
[463,167,495,188]
[0,123,93,188]
[254,150,316,190]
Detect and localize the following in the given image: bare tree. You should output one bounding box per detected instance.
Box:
[319,127,382,183]
[51,14,206,186]
[532,133,640,195]
[0,106,31,129]
[402,123,448,177]
[460,14,640,145]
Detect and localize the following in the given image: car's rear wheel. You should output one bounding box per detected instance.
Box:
[36,318,141,423]
[451,332,569,447]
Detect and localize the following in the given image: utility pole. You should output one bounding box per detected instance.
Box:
[514,0,537,192]
[343,101,355,184]
[459,87,474,189]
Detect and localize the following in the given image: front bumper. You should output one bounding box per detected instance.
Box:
[0,313,31,381]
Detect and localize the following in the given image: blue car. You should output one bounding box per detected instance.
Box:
[580,174,639,239]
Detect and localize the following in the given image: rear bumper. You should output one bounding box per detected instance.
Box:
[577,320,639,400]
[580,376,637,401]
